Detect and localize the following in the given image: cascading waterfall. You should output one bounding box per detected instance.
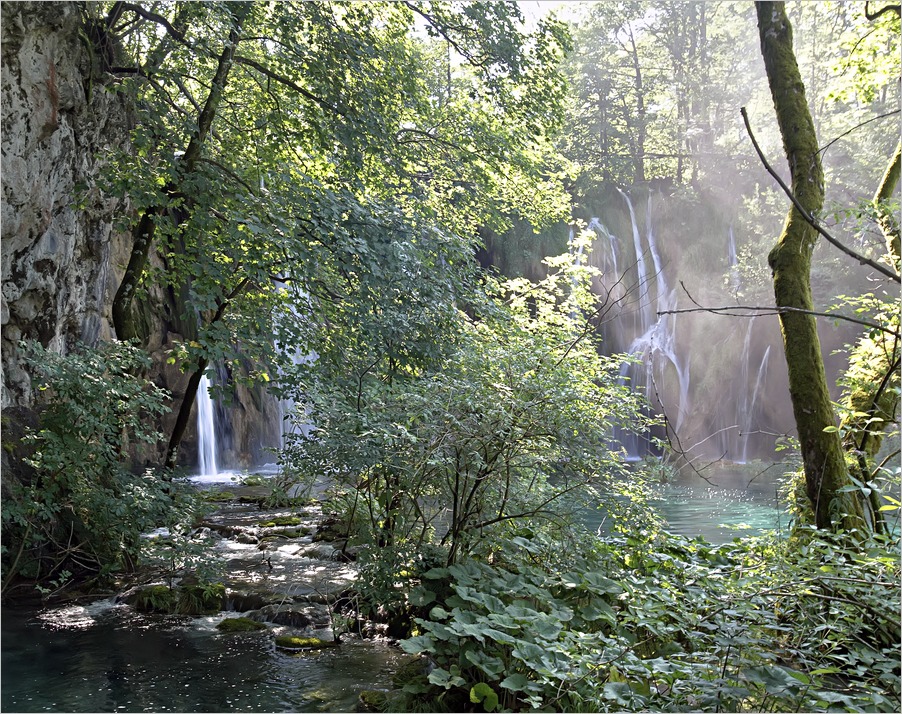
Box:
[727,223,741,292]
[196,373,219,477]
[739,345,771,463]
[584,190,691,459]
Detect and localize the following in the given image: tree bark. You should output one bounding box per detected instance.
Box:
[755,1,867,533]
[874,141,901,269]
[839,144,902,532]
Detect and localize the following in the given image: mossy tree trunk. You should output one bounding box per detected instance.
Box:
[838,144,902,532]
[874,141,901,270]
[755,1,868,533]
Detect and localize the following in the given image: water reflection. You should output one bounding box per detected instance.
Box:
[1,605,403,713]
[585,462,789,543]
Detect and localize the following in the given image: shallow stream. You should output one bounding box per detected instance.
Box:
[1,462,787,713]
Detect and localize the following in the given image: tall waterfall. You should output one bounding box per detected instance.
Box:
[590,190,690,458]
[197,374,219,477]
[739,345,771,463]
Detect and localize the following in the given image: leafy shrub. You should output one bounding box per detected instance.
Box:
[1,341,193,594]
[281,245,653,564]
[398,530,900,712]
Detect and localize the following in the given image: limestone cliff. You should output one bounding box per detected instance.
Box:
[1,1,128,406]
[1,2,281,469]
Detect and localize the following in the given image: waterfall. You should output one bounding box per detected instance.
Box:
[619,190,690,437]
[740,346,771,463]
[197,374,219,477]
[727,224,740,292]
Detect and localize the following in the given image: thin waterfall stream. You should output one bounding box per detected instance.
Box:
[196,374,219,478]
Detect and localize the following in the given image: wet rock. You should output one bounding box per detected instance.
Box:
[302,543,340,561]
[274,635,338,651]
[216,616,267,632]
[223,589,281,612]
[356,690,388,712]
[256,604,312,628]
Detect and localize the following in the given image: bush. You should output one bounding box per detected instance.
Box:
[1,341,190,595]
[398,530,900,712]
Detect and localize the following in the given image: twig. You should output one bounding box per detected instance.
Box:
[818,110,900,156]
[662,281,899,338]
[740,107,900,284]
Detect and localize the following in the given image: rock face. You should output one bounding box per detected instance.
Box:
[1,2,281,469]
[1,2,130,407]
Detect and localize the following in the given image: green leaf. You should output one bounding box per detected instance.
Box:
[469,683,499,712]
[500,673,531,692]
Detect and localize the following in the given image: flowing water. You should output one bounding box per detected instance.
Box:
[1,601,405,713]
[2,464,786,712]
[196,374,219,478]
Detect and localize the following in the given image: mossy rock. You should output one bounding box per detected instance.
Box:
[274,635,338,651]
[132,584,177,613]
[204,490,237,502]
[355,690,388,712]
[259,527,310,541]
[177,583,226,615]
[258,515,303,527]
[216,617,267,632]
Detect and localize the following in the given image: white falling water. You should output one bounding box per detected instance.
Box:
[197,374,219,477]
[616,190,690,436]
[740,345,771,463]
[727,224,741,292]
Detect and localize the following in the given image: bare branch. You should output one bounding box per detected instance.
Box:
[741,107,901,283]
[661,280,900,337]
[118,3,194,50]
[865,1,901,20]
[818,109,901,156]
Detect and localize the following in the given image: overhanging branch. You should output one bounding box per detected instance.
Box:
[233,55,347,117]
[740,107,901,284]
[660,281,900,338]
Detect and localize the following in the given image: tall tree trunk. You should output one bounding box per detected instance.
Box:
[839,144,902,532]
[755,1,867,533]
[874,141,901,269]
[111,2,251,341]
[627,24,646,184]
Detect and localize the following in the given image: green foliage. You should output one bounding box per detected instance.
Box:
[398,529,901,712]
[1,342,196,592]
[131,581,225,615]
[280,240,652,568]
[96,0,572,402]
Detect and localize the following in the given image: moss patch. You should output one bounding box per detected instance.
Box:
[274,635,338,650]
[258,515,303,527]
[132,584,177,613]
[259,527,310,541]
[356,690,388,712]
[216,617,267,632]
